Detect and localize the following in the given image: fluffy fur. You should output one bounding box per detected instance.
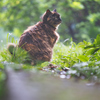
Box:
[18,9,61,64]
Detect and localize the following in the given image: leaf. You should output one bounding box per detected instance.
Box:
[86,48,100,55]
[6,33,9,43]
[11,37,15,43]
[84,45,95,49]
[96,34,100,45]
[91,48,100,54]
[78,55,89,62]
[69,2,84,10]
[0,62,4,69]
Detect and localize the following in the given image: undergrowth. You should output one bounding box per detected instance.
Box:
[0,33,100,81]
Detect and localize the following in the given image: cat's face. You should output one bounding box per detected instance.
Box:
[42,9,62,28]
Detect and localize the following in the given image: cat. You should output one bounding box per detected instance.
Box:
[8,9,61,65]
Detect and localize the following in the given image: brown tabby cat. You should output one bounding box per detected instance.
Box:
[18,9,61,64]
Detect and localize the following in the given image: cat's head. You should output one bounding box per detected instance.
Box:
[42,9,62,28]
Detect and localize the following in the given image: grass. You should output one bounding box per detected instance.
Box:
[1,33,100,98]
[0,33,100,81]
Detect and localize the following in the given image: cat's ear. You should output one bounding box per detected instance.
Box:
[53,9,57,12]
[41,9,51,22]
[46,9,52,14]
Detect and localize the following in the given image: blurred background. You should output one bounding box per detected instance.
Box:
[0,0,100,44]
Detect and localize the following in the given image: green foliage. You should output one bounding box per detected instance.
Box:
[0,47,30,64]
[0,62,4,69]
[69,1,84,10]
[51,42,83,67]
[0,0,100,41]
[0,62,6,98]
[1,34,100,69]
[87,13,100,24]
[0,71,6,99]
[0,33,30,64]
[84,34,100,55]
[0,34,100,88]
[0,0,41,36]
[46,34,100,79]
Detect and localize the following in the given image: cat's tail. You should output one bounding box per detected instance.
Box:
[7,43,17,55]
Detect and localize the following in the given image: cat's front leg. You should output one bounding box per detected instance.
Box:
[52,32,60,47]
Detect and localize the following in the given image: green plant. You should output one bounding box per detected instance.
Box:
[1,34,100,81]
[0,33,30,64]
[1,0,100,41]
